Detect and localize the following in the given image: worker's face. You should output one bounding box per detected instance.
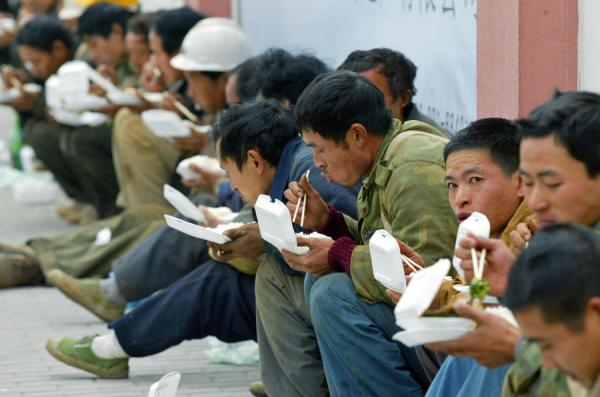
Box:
[217,140,274,206]
[149,31,181,85]
[445,149,522,235]
[184,71,227,114]
[125,32,150,74]
[520,136,600,228]
[18,42,68,80]
[302,126,373,187]
[360,67,410,121]
[515,303,600,389]
[84,24,126,68]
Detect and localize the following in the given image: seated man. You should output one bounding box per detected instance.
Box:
[404,118,528,396]
[43,49,328,322]
[262,70,454,397]
[338,47,449,136]
[45,99,358,379]
[444,91,600,397]
[9,16,87,218]
[112,7,207,209]
[505,223,600,395]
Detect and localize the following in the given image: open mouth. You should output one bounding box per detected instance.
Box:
[457,213,471,222]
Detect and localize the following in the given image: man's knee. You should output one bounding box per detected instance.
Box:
[309,273,355,323]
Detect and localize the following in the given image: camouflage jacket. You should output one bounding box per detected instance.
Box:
[502,220,600,397]
[591,375,600,397]
[344,119,457,304]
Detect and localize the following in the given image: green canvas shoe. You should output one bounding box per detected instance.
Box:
[249,380,268,397]
[46,269,125,322]
[46,336,129,379]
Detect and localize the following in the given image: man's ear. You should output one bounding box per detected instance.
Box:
[348,123,369,148]
[51,40,68,59]
[513,172,525,198]
[395,89,412,109]
[246,149,265,174]
[588,297,600,317]
[111,23,124,38]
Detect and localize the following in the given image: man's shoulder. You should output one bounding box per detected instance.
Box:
[386,127,447,169]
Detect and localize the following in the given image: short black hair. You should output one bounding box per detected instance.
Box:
[231,56,261,102]
[444,118,519,176]
[16,15,75,54]
[295,70,392,143]
[338,48,417,101]
[127,13,152,38]
[255,48,329,106]
[77,3,134,39]
[213,100,299,169]
[151,7,203,55]
[505,223,600,331]
[515,91,600,178]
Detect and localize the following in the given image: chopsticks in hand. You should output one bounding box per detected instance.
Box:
[292,170,311,228]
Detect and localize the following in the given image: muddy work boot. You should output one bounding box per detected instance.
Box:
[0,253,42,288]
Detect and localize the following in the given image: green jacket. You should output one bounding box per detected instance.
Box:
[344,119,457,304]
[502,220,600,397]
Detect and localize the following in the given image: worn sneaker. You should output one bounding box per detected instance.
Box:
[249,381,268,397]
[46,336,129,379]
[0,253,42,288]
[46,269,125,322]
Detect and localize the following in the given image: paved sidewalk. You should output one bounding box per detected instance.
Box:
[0,185,259,396]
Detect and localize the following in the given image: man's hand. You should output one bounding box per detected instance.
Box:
[96,64,118,85]
[284,173,329,231]
[172,129,209,153]
[198,206,224,228]
[509,216,540,255]
[208,223,263,262]
[181,164,223,193]
[455,236,515,297]
[7,89,38,112]
[426,302,520,368]
[282,236,334,276]
[385,240,425,304]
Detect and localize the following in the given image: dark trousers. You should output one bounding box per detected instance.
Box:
[109,260,256,357]
[22,119,86,203]
[63,124,120,218]
[112,195,217,302]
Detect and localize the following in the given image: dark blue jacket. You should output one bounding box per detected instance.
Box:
[260,136,359,276]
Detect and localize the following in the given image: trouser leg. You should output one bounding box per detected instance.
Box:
[308,272,429,397]
[110,260,256,357]
[112,108,180,208]
[255,258,328,397]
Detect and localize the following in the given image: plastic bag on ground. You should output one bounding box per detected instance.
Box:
[204,337,259,365]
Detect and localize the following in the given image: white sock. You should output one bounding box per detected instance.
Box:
[91,330,128,359]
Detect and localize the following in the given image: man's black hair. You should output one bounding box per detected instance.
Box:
[295,70,392,143]
[151,7,203,55]
[443,118,519,176]
[255,48,329,106]
[231,56,261,102]
[127,13,152,38]
[213,100,299,169]
[515,90,600,178]
[338,48,417,101]
[16,15,75,54]
[505,223,600,331]
[77,3,134,39]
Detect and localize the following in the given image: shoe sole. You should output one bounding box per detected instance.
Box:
[47,271,124,322]
[46,339,128,379]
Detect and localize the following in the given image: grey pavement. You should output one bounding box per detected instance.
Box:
[0,106,260,396]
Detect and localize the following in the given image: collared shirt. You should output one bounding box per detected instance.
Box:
[342,118,457,304]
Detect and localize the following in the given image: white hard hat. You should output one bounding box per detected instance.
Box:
[170,17,251,72]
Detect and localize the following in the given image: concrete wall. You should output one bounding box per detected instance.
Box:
[578,0,600,92]
[477,0,578,119]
